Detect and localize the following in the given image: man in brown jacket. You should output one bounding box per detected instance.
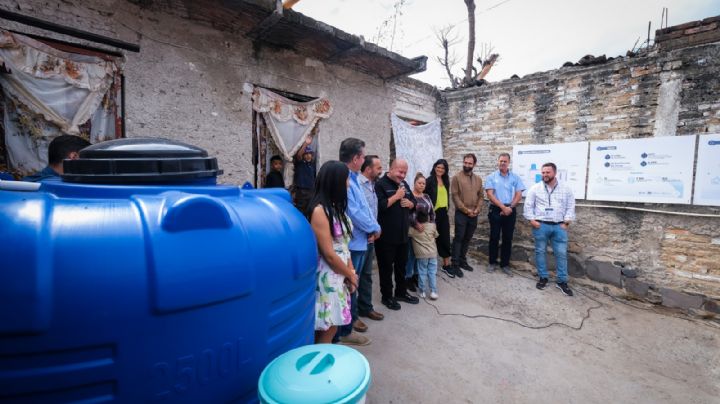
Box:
[448,153,484,278]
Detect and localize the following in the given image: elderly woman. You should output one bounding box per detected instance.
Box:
[425,159,452,275]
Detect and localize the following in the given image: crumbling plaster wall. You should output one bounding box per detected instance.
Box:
[2,0,412,181]
[439,39,720,303]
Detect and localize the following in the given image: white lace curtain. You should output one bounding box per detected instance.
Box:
[252,87,333,185]
[0,29,122,174]
[391,113,443,181]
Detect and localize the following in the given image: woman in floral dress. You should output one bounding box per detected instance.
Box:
[306,160,358,344]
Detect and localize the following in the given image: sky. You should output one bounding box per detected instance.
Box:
[294,0,720,87]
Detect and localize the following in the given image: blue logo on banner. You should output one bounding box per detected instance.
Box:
[709,140,720,146]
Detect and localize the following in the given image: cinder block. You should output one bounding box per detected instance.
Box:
[625,278,650,297]
[585,259,623,288]
[567,253,585,278]
[660,288,704,310]
[703,299,720,314]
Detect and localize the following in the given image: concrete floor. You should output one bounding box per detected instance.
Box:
[353,256,720,404]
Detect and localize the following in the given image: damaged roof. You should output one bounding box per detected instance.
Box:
[183,0,427,80]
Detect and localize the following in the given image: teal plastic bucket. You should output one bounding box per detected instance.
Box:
[258,344,371,403]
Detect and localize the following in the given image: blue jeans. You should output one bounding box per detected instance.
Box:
[532,223,568,283]
[405,246,417,279]
[336,250,366,338]
[416,257,438,294]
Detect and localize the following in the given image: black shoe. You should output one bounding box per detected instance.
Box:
[381,297,401,310]
[441,265,456,278]
[395,292,420,304]
[556,282,574,296]
[406,280,417,292]
[452,265,464,278]
[536,278,548,290]
[460,262,474,272]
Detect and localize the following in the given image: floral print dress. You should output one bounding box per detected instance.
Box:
[315,213,353,331]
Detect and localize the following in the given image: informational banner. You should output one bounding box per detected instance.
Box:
[587,135,696,204]
[693,134,720,206]
[512,141,588,199]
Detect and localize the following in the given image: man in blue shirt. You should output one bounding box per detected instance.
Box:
[23,135,90,182]
[335,137,381,346]
[484,153,525,276]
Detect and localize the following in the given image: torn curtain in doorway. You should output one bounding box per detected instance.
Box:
[0,29,122,174]
[252,87,333,186]
[391,113,442,180]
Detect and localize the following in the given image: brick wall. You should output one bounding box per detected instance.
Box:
[439,17,720,311]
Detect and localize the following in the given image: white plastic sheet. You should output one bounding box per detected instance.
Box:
[391,113,443,181]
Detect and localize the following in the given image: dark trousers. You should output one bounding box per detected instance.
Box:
[488,206,517,267]
[451,211,478,266]
[293,188,312,214]
[435,207,451,259]
[357,243,376,315]
[375,239,409,299]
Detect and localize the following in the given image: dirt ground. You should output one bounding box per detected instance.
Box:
[353,255,720,404]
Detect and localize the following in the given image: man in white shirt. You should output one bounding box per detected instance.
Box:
[523,162,576,296]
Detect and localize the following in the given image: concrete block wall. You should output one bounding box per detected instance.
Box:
[438,19,720,311]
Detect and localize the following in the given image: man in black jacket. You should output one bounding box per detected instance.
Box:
[374,158,419,310]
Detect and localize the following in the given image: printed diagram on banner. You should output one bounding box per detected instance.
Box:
[693,134,720,206]
[587,135,696,204]
[512,141,588,199]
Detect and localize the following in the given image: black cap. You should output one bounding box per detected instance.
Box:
[62,138,223,184]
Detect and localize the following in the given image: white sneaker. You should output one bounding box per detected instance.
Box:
[419,291,426,299]
[430,292,438,300]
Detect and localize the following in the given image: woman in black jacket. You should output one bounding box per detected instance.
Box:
[425,159,452,273]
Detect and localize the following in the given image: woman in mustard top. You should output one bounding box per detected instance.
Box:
[425,159,452,272]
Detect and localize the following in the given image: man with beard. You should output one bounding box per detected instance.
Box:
[523,162,576,296]
[375,159,419,310]
[357,155,385,321]
[449,153,484,277]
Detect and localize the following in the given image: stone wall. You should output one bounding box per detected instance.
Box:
[1,0,435,181]
[439,18,720,313]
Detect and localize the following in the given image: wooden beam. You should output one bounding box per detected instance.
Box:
[0,8,140,52]
[246,0,284,40]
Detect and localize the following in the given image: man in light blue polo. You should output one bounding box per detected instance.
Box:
[335,137,381,346]
[485,153,525,277]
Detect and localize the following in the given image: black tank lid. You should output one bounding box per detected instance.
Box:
[62,138,223,184]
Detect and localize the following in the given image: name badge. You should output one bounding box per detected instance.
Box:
[545,207,554,212]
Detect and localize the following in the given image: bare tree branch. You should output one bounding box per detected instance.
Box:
[434,25,461,88]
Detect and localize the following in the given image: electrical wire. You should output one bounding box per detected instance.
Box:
[429,270,603,331]
[430,268,719,331]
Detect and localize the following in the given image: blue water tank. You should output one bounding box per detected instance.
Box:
[0,138,317,402]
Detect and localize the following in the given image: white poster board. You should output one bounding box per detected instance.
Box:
[693,134,720,206]
[587,135,696,204]
[512,141,588,199]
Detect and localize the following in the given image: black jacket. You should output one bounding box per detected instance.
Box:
[264,170,285,188]
[375,174,416,244]
[425,175,449,208]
